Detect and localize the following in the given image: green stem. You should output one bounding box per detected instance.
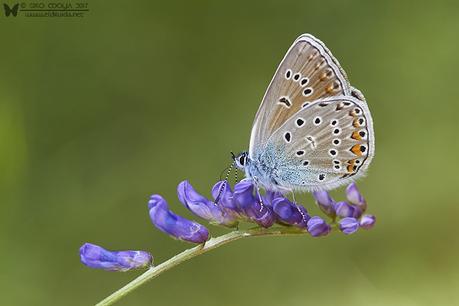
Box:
[96,227,306,306]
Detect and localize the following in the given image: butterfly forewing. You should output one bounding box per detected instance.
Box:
[249,34,351,157]
[265,96,374,191]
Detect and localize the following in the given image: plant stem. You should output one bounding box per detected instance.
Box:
[96,227,306,306]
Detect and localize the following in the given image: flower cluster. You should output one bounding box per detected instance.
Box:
[79,179,375,272]
[149,179,375,241]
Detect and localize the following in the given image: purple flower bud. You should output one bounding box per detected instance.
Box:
[339,217,360,235]
[346,183,367,212]
[272,197,309,228]
[233,179,256,209]
[262,190,284,206]
[359,214,376,230]
[312,190,336,217]
[177,181,237,227]
[334,201,362,219]
[245,200,276,228]
[211,181,237,211]
[79,243,152,272]
[306,216,331,237]
[148,195,209,243]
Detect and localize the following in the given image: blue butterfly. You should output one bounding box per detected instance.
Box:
[234,34,375,193]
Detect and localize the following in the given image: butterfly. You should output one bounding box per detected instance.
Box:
[233,34,375,193]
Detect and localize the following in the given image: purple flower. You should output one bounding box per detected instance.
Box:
[306,216,331,237]
[177,181,238,227]
[232,179,256,209]
[359,214,376,230]
[244,200,276,228]
[262,190,284,206]
[346,183,367,212]
[148,195,209,243]
[211,181,237,211]
[272,197,309,228]
[339,217,360,235]
[79,243,152,272]
[312,190,336,217]
[231,179,277,227]
[334,201,362,219]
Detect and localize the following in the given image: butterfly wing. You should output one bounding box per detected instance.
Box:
[264,95,375,191]
[249,34,351,158]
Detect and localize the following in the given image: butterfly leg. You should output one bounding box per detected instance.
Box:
[288,188,307,223]
[252,176,265,213]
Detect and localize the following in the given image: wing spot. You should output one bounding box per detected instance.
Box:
[353,117,366,127]
[285,69,292,79]
[333,128,341,135]
[333,160,340,165]
[302,102,310,108]
[295,118,305,127]
[300,78,309,86]
[303,88,313,97]
[284,132,292,143]
[350,144,366,156]
[278,96,291,108]
[331,119,338,126]
[329,149,337,157]
[334,165,341,170]
[318,173,326,181]
[333,139,341,146]
[320,68,334,80]
[335,102,345,111]
[296,150,305,156]
[293,73,301,81]
[313,116,322,126]
[302,160,310,166]
[306,136,316,149]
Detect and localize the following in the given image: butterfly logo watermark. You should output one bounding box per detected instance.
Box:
[3,3,19,16]
[2,1,89,17]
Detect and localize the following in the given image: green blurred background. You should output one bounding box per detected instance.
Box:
[1,0,459,305]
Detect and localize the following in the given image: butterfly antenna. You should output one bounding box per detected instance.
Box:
[214,161,234,205]
[234,167,239,184]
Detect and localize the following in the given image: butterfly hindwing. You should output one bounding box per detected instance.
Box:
[249,34,351,157]
[265,96,374,191]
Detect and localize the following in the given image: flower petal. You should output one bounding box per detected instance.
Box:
[339,217,360,235]
[312,190,336,217]
[334,201,362,219]
[306,216,331,237]
[346,183,367,212]
[272,197,309,228]
[79,243,152,272]
[359,214,376,230]
[148,195,209,243]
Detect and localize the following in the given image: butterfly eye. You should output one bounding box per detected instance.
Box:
[239,155,246,166]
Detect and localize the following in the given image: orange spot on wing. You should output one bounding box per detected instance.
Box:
[351,131,362,140]
[351,145,363,156]
[353,118,361,127]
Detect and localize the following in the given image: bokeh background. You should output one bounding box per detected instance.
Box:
[1,0,459,305]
